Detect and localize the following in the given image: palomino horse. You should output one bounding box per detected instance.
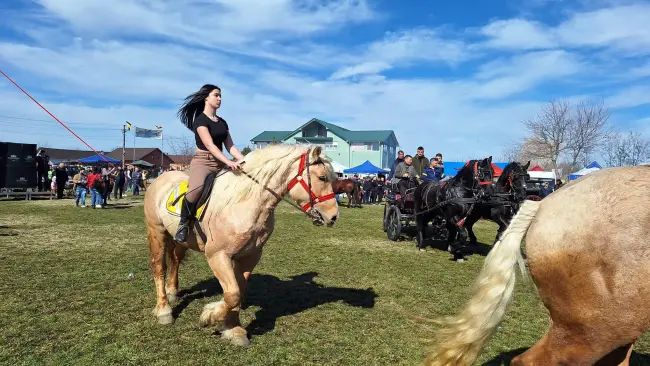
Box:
[331,178,362,208]
[425,166,650,365]
[143,145,339,346]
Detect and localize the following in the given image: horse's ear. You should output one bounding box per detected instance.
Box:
[311,146,322,159]
[524,160,531,170]
[488,155,493,163]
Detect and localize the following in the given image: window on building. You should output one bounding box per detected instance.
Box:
[351,142,379,151]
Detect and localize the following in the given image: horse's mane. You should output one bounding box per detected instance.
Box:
[452,160,479,186]
[208,144,336,214]
[496,162,519,186]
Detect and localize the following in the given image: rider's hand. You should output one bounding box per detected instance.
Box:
[227,160,242,171]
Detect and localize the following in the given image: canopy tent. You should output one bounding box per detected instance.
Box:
[529,165,544,172]
[77,153,120,164]
[343,160,386,174]
[568,166,601,181]
[131,159,154,167]
[586,161,602,169]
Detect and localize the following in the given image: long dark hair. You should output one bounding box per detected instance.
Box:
[177,84,220,130]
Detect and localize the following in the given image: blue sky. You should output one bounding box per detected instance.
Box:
[1,0,649,162]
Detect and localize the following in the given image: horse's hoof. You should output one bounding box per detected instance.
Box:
[456,258,465,263]
[418,248,426,252]
[158,313,174,325]
[222,327,250,347]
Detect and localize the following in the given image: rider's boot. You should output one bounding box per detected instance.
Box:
[174,198,196,242]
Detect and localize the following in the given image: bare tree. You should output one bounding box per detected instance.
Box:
[566,99,612,172]
[500,143,522,163]
[167,135,194,166]
[521,99,573,173]
[603,131,650,167]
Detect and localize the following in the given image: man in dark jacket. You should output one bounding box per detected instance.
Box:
[54,163,68,199]
[387,150,404,183]
[411,146,429,178]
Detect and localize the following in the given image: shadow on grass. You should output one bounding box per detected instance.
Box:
[174,271,377,338]
[0,225,17,236]
[481,348,650,365]
[105,203,134,209]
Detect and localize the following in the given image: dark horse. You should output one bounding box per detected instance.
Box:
[413,157,495,261]
[331,179,362,208]
[464,161,530,246]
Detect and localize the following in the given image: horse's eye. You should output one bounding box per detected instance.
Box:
[318,176,328,182]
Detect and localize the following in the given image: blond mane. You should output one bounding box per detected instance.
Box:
[206,144,336,214]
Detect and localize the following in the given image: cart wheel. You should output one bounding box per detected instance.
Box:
[387,206,402,241]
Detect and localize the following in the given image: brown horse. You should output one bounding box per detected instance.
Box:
[331,178,362,208]
[143,145,339,346]
[426,166,650,366]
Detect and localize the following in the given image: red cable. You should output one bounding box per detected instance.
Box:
[0,69,116,167]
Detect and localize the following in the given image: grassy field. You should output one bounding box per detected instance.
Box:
[1,195,649,365]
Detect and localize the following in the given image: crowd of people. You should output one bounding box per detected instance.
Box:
[71,165,148,208]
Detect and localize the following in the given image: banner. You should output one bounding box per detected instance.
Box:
[135,127,162,139]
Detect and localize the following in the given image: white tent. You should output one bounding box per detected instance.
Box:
[568,167,600,181]
[329,160,348,174]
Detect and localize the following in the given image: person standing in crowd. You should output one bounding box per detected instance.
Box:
[87,167,105,209]
[124,168,132,194]
[54,163,68,199]
[411,146,429,178]
[131,167,142,196]
[73,168,88,207]
[387,150,405,185]
[423,155,445,182]
[102,165,116,205]
[113,166,125,199]
[142,169,148,191]
[362,177,373,204]
[36,149,50,191]
[375,175,385,203]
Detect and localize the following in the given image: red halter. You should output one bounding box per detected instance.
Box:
[287,152,337,213]
[473,162,493,186]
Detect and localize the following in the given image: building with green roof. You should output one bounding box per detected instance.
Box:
[250,118,399,170]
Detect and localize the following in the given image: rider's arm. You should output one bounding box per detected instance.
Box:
[197,126,235,166]
[224,132,245,162]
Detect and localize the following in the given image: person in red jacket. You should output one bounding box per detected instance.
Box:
[86,167,105,209]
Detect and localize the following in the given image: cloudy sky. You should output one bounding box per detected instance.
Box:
[1,0,649,161]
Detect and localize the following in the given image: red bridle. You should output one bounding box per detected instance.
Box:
[472,161,493,186]
[287,152,337,213]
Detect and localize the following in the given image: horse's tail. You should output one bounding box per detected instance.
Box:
[425,200,541,366]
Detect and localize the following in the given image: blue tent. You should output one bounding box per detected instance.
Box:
[344,160,386,174]
[77,153,120,164]
[442,161,509,177]
[586,161,602,169]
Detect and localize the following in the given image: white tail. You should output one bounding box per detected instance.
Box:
[425,200,542,366]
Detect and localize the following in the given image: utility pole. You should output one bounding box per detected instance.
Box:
[122,124,126,168]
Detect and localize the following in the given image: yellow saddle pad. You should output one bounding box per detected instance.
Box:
[165,180,208,219]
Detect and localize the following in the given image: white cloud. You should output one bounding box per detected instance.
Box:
[330,29,470,79]
[480,3,650,54]
[605,86,650,109]
[479,19,557,50]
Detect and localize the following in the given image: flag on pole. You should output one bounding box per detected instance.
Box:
[126,121,132,130]
[135,126,163,139]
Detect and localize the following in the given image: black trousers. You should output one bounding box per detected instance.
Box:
[113,181,124,199]
[38,170,48,191]
[56,184,65,199]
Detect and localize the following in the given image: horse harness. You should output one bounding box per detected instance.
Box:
[286,151,337,216]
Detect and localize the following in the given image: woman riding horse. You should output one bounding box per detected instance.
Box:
[174,84,245,243]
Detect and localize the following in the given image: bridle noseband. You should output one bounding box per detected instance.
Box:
[287,151,337,215]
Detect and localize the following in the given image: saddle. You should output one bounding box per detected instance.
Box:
[165,172,218,220]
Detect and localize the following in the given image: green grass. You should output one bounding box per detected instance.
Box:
[1,196,649,365]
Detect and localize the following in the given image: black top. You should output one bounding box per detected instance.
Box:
[193,113,229,151]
